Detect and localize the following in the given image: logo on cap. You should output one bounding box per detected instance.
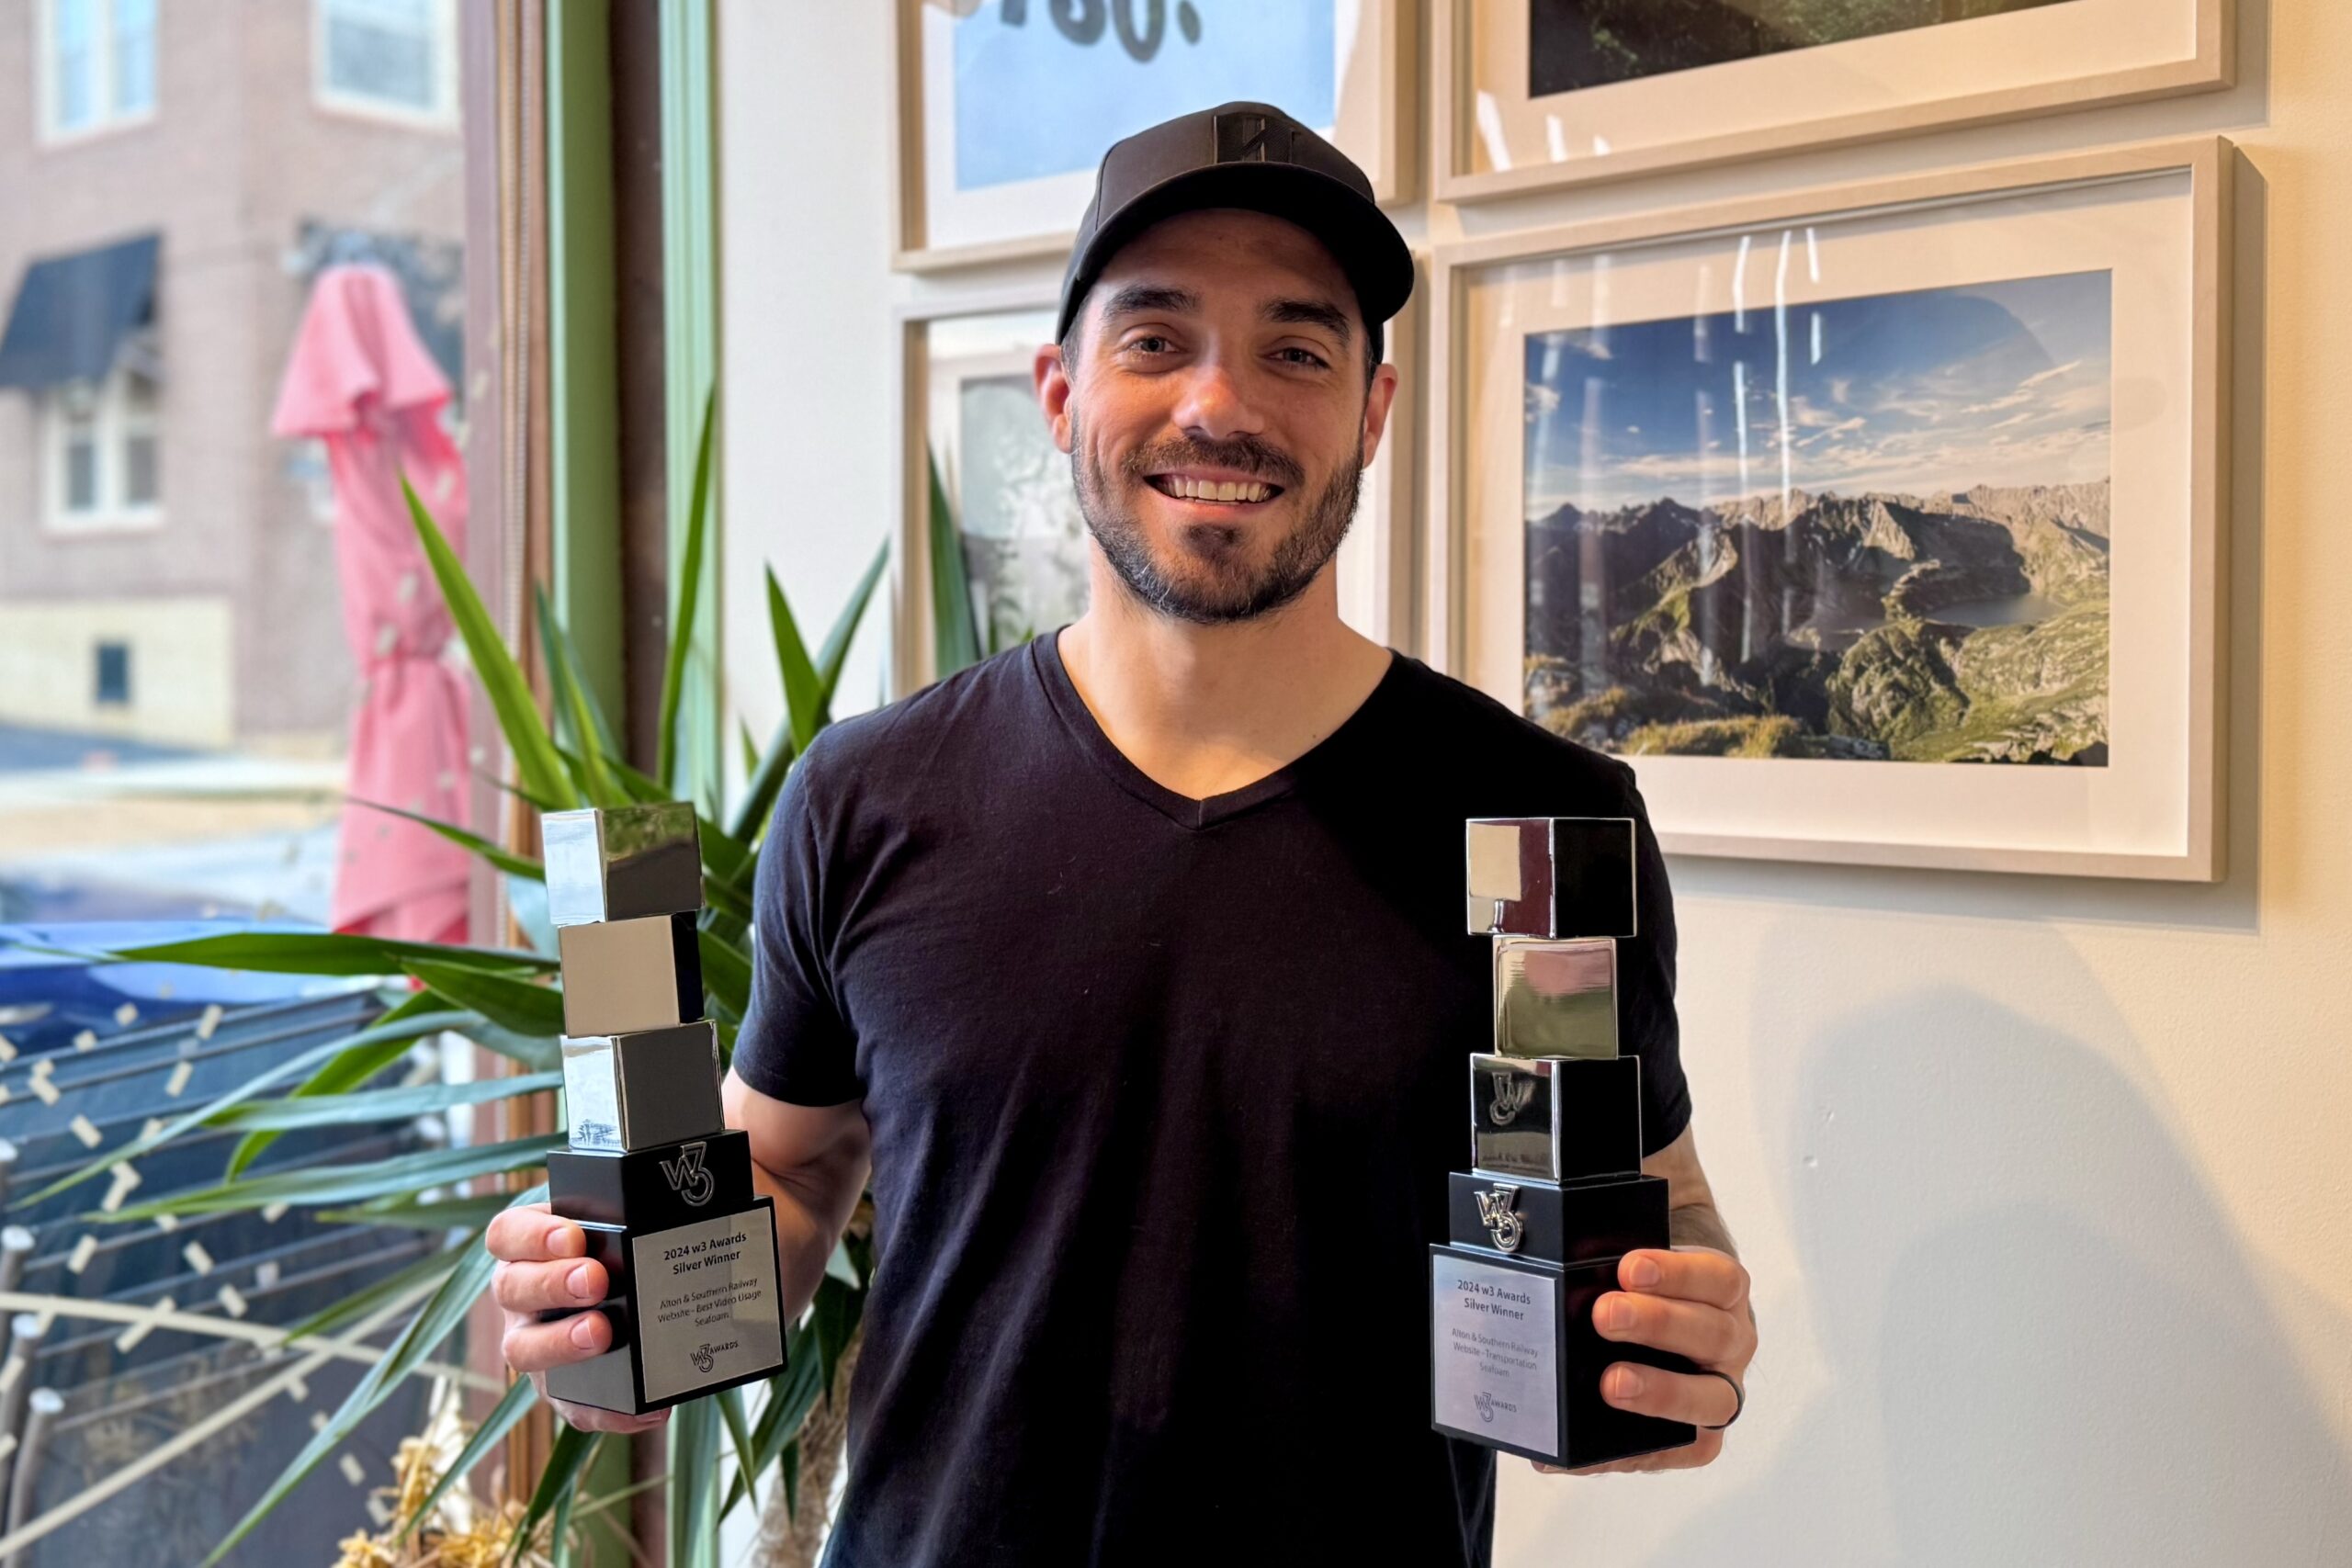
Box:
[1214,110,1295,166]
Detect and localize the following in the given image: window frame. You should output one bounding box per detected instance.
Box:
[41,362,165,536]
[311,0,461,130]
[33,0,160,146]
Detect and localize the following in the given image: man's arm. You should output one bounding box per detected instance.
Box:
[485,1068,870,1435]
[1647,1123,1738,1260]
[721,1067,872,1325]
[1535,1122,1757,1475]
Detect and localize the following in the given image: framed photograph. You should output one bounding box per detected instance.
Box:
[893,281,1420,694]
[1426,139,2232,879]
[890,0,1414,272]
[1433,0,2233,200]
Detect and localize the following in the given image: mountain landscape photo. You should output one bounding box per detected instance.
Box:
[1522,269,2114,765]
[1528,0,2080,96]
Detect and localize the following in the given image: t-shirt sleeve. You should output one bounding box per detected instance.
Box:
[1617,772,1692,1156]
[730,752,863,1107]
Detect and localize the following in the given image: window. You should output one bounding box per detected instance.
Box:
[93,640,130,705]
[37,0,155,141]
[43,363,164,531]
[315,0,456,124]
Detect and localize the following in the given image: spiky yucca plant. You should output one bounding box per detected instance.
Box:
[33,395,887,1567]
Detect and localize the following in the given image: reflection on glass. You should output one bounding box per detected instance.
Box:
[928,310,1089,658]
[1522,267,2113,766]
[0,0,471,931]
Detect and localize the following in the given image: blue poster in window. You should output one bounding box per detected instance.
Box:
[952,0,1337,192]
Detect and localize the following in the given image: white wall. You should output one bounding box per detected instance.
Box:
[718,3,2352,1562]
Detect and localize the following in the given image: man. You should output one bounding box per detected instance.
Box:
[490,104,1754,1564]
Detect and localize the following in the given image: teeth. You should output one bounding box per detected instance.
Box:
[1161,477,1272,502]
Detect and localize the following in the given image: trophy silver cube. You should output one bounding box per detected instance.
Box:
[1430,818,1695,1468]
[537,804,786,1415]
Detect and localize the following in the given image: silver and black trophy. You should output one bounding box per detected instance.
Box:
[536,802,787,1414]
[1430,818,1695,1467]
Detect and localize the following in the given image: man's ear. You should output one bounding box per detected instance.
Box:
[1035,343,1074,455]
[1358,361,1401,469]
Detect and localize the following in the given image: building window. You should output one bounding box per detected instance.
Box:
[44,364,164,532]
[93,641,131,706]
[315,0,457,125]
[38,0,156,141]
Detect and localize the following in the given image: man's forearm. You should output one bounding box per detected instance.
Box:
[1668,1198,1737,1258]
[749,1156,860,1323]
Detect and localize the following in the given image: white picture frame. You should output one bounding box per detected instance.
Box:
[890,0,1416,273]
[1432,0,2233,201]
[1425,139,2233,880]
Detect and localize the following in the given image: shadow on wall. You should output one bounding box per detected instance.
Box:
[1653,958,2351,1567]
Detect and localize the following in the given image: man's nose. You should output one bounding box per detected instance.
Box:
[1168,355,1264,444]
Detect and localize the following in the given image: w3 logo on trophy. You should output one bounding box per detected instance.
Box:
[1475,1184,1524,1255]
[1487,1072,1536,1127]
[661,1141,716,1208]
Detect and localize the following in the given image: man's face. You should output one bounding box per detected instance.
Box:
[1042,209,1397,626]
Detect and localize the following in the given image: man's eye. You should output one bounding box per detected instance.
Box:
[1279,346,1329,368]
[1127,334,1171,355]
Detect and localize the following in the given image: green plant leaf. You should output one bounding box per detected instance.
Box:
[766,567,826,756]
[351,798,545,881]
[278,1236,471,1344]
[536,582,623,808]
[103,931,553,978]
[22,1006,476,1205]
[396,1374,538,1542]
[658,388,717,793]
[208,1070,563,1131]
[401,960,565,1037]
[107,1134,563,1222]
[928,446,983,677]
[696,929,751,1021]
[403,474,578,812]
[509,1423,598,1566]
[726,722,796,846]
[202,1184,544,1565]
[739,719,761,780]
[317,1191,518,1231]
[669,1395,722,1568]
[717,1383,760,1513]
[224,1032,424,1179]
[816,538,889,713]
[719,1330,822,1520]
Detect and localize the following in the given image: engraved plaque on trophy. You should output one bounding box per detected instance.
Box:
[536,803,787,1414]
[1430,818,1696,1468]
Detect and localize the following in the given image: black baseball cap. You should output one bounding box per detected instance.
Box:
[1056,101,1414,367]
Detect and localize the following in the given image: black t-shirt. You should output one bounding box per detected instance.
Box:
[734,633,1690,1568]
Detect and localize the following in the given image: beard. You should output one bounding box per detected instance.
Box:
[1069,412,1363,626]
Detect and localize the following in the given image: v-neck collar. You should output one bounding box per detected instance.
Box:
[1031,628,1404,831]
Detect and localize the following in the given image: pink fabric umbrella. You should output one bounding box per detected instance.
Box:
[271,264,472,945]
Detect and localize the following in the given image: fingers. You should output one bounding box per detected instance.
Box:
[1599,1360,1742,1428]
[1593,1289,1754,1370]
[548,1397,672,1437]
[1618,1247,1747,1314]
[1538,1429,1724,1477]
[486,1204,583,1265]
[492,1257,608,1316]
[502,1307,615,1375]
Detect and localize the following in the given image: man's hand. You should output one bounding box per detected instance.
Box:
[488,1201,672,1435]
[1537,1244,1755,1476]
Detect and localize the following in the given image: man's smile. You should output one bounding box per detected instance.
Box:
[1142,466,1286,509]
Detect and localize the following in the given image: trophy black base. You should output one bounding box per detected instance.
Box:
[1430,1244,1697,1468]
[541,1192,788,1416]
[1430,1169,1696,1468]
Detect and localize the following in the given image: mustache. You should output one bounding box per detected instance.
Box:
[1119,434,1305,491]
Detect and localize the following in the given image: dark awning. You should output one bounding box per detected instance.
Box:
[0,233,161,392]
